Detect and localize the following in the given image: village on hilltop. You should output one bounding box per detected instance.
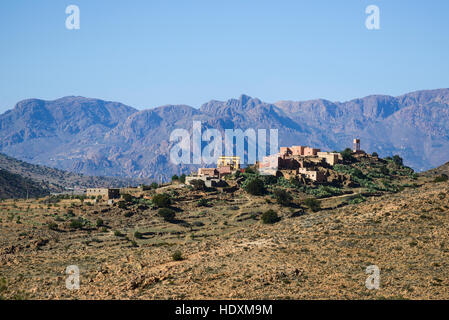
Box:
[82,138,368,202]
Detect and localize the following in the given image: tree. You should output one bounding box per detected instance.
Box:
[273,189,293,206]
[179,174,186,183]
[190,179,206,191]
[243,177,266,196]
[392,155,403,166]
[261,210,280,224]
[134,231,143,239]
[340,148,355,162]
[172,175,179,182]
[172,250,183,261]
[158,208,176,222]
[122,194,133,202]
[152,193,171,208]
[372,152,379,157]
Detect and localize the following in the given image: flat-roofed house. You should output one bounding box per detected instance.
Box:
[86,188,120,200]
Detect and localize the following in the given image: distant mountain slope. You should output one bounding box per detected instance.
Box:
[0,169,48,199]
[421,161,449,177]
[0,153,143,192]
[0,89,448,179]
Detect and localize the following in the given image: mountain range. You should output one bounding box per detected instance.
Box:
[1,89,449,180]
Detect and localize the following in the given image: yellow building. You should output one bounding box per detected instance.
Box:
[217,156,241,170]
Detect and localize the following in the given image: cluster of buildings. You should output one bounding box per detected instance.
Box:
[81,139,365,197]
[259,138,364,183]
[185,156,242,187]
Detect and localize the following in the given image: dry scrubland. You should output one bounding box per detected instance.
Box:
[0,176,448,300]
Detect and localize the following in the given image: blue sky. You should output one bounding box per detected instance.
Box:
[0,0,448,112]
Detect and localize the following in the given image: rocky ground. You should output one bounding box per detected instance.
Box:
[0,176,448,300]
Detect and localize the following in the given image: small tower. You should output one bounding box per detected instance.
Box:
[353,138,361,153]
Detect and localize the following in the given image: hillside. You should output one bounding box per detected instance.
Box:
[0,89,449,179]
[0,153,145,194]
[421,161,449,178]
[0,169,48,199]
[0,157,447,299]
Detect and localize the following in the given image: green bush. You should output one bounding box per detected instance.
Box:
[158,208,176,221]
[434,174,448,183]
[172,250,183,261]
[306,185,343,198]
[152,193,172,208]
[179,174,186,183]
[392,155,403,166]
[47,222,58,231]
[273,189,293,206]
[261,209,280,224]
[69,218,84,230]
[114,230,125,237]
[197,198,209,207]
[118,201,127,209]
[243,177,266,196]
[304,198,321,212]
[96,218,104,228]
[134,231,143,239]
[172,174,179,181]
[122,194,134,202]
[190,179,206,191]
[340,148,355,162]
[150,182,159,189]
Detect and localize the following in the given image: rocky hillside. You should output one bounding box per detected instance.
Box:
[0,153,143,194]
[0,89,448,179]
[0,163,447,299]
[0,169,48,199]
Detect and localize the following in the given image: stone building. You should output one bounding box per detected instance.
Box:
[86,188,120,200]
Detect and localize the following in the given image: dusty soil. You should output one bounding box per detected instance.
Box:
[0,178,448,300]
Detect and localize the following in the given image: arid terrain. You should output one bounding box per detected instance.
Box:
[0,161,448,300]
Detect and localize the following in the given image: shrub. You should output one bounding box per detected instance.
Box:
[304,198,321,212]
[122,194,134,203]
[197,198,209,207]
[172,250,183,261]
[96,218,104,228]
[158,208,176,221]
[152,193,172,208]
[47,222,58,231]
[234,170,242,179]
[179,174,186,183]
[261,210,280,224]
[434,174,448,183]
[372,152,379,157]
[392,155,404,166]
[190,179,206,191]
[134,231,143,239]
[243,177,266,196]
[118,201,127,209]
[114,230,125,237]
[150,182,159,189]
[69,218,84,230]
[306,185,343,198]
[172,174,179,181]
[130,240,138,248]
[244,167,256,174]
[124,211,134,218]
[340,148,355,162]
[273,189,293,206]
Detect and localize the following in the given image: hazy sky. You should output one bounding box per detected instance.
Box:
[1,0,448,112]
